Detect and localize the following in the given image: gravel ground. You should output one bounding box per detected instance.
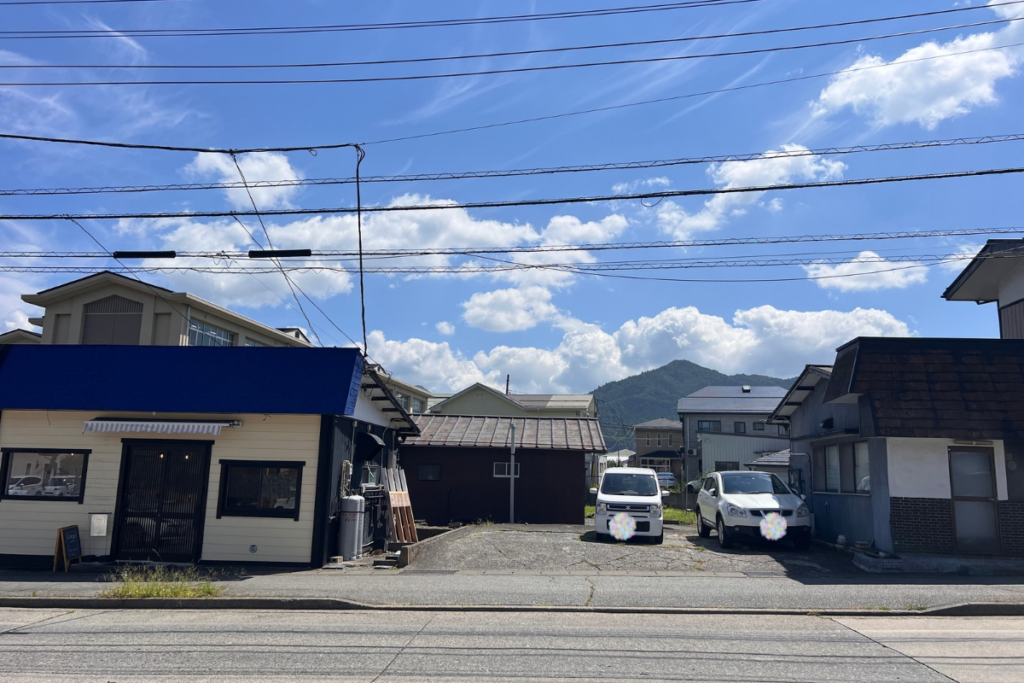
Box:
[409,522,860,575]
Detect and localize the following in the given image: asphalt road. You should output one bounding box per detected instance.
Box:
[1,608,1022,682]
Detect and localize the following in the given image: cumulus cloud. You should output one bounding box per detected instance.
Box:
[939,243,984,272]
[369,304,912,393]
[656,146,845,239]
[802,251,930,292]
[612,177,671,195]
[462,286,560,332]
[186,152,304,210]
[435,321,456,335]
[0,274,41,332]
[812,1,1023,129]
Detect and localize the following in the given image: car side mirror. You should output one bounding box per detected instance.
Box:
[589,488,598,495]
[709,488,717,497]
[661,490,669,497]
[800,494,806,501]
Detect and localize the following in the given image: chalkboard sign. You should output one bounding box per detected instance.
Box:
[53,525,82,572]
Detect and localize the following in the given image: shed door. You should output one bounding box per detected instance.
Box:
[949,447,999,554]
[115,442,211,563]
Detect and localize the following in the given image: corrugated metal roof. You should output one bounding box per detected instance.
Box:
[405,414,606,452]
[746,450,791,468]
[513,394,594,409]
[634,418,680,429]
[677,396,785,414]
[686,386,789,398]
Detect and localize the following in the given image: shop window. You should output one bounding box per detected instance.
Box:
[697,421,722,432]
[188,320,236,347]
[0,449,90,503]
[418,464,441,481]
[217,461,303,520]
[493,462,520,478]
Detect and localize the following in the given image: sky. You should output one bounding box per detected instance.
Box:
[1,0,1023,394]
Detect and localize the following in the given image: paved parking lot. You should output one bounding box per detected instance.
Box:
[408,522,860,575]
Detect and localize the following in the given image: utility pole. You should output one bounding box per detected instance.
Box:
[509,421,516,524]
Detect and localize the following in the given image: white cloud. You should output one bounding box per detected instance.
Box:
[656,146,846,239]
[435,321,456,336]
[370,304,912,393]
[812,2,1023,129]
[612,177,671,195]
[462,286,560,332]
[0,274,41,332]
[939,243,984,272]
[186,152,304,210]
[802,251,930,292]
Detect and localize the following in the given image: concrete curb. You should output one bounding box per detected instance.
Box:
[397,527,463,568]
[1,596,1021,617]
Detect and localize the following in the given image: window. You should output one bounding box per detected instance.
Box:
[734,422,746,434]
[777,424,790,436]
[854,442,870,492]
[697,420,722,432]
[411,398,426,413]
[702,477,716,492]
[641,458,671,472]
[493,462,520,478]
[217,461,303,520]
[188,320,236,347]
[753,421,765,431]
[721,472,791,495]
[646,433,651,446]
[657,433,662,447]
[825,445,841,492]
[715,461,740,471]
[601,472,658,496]
[668,433,673,447]
[0,449,90,503]
[417,464,441,481]
[244,338,268,347]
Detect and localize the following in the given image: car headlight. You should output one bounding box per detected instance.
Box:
[796,504,810,517]
[650,504,662,518]
[596,502,608,514]
[726,504,747,518]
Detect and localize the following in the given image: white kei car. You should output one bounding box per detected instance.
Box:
[590,467,669,544]
[695,471,811,550]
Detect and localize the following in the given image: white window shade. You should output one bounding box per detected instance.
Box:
[83,420,234,435]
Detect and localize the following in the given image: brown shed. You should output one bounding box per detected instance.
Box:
[401,414,606,525]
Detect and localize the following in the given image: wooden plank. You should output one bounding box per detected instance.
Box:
[398,468,409,492]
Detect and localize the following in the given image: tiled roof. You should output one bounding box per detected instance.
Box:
[634,418,680,429]
[406,414,606,452]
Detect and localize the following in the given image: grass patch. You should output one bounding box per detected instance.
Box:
[585,505,595,518]
[585,505,695,524]
[101,565,225,599]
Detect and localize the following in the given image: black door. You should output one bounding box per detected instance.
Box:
[114,442,212,562]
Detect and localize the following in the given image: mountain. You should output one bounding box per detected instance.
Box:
[591,360,795,451]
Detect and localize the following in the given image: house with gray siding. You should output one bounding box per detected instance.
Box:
[770,340,1024,557]
[677,386,790,483]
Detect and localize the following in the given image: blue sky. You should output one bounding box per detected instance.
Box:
[1,0,1023,393]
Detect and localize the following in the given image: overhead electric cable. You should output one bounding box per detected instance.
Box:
[0,132,359,154]
[5,132,1022,197]
[6,3,1018,69]
[3,17,1019,86]
[0,1,768,34]
[2,166,1021,222]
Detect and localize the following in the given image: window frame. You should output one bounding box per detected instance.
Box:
[814,442,870,495]
[417,464,441,481]
[216,459,303,521]
[697,420,722,432]
[734,421,746,434]
[753,421,766,431]
[0,448,91,504]
[493,462,520,478]
[188,319,236,347]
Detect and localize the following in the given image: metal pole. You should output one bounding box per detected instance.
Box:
[509,421,516,524]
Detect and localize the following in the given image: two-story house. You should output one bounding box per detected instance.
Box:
[632,418,683,478]
[677,386,790,484]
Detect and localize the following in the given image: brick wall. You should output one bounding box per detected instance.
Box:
[997,501,1024,556]
[889,497,955,554]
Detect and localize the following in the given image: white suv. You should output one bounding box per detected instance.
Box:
[590,467,668,544]
[695,471,811,550]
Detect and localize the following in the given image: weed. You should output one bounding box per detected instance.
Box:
[692,544,707,553]
[101,565,225,599]
[663,507,696,524]
[904,602,928,611]
[475,517,495,527]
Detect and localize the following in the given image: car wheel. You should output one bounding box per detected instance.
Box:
[716,516,734,549]
[696,509,710,538]
[652,531,664,545]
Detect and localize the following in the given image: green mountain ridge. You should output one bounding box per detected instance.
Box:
[591,359,796,452]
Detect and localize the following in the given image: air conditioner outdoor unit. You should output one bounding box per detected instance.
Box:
[685,448,698,456]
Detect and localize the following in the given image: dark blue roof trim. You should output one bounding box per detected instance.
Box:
[0,345,364,416]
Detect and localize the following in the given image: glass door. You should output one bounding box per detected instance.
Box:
[948,447,999,554]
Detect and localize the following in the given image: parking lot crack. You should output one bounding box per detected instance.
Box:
[584,577,596,606]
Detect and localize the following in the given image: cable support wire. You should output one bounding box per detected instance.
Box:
[6,3,1017,69]
[4,227,1022,261]
[2,250,1017,275]
[3,165,1023,223]
[0,1,773,35]
[3,16,1021,86]
[5,132,1024,197]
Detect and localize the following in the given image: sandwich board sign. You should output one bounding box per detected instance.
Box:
[54,525,82,572]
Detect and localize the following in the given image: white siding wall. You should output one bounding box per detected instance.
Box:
[886,437,1008,500]
[0,410,321,564]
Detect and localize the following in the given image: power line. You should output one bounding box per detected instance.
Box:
[0,132,359,154]
[6,3,1016,69]
[1,226,1020,261]
[0,0,179,5]
[3,17,1019,86]
[3,165,1022,222]
[5,132,1023,197]
[0,1,767,36]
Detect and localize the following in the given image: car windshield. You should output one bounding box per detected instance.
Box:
[601,473,659,496]
[721,473,791,495]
